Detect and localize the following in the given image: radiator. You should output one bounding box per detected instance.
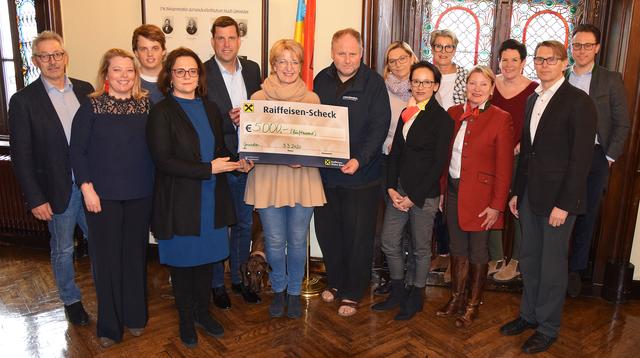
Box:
[0,155,48,236]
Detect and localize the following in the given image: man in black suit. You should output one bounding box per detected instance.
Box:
[8,31,94,325]
[204,16,262,307]
[500,40,596,354]
[565,24,630,297]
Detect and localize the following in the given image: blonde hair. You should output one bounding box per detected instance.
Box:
[466,65,496,86]
[430,29,459,47]
[90,48,147,100]
[331,28,363,50]
[269,39,304,75]
[32,31,64,55]
[534,40,568,60]
[383,41,419,79]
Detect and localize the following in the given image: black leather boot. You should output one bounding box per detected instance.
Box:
[371,279,407,312]
[193,264,224,337]
[170,267,197,348]
[394,285,424,320]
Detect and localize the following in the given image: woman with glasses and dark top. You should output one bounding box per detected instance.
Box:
[436,65,513,328]
[489,39,538,282]
[374,41,419,294]
[70,48,153,348]
[146,47,253,348]
[429,29,469,281]
[244,39,326,319]
[372,61,453,320]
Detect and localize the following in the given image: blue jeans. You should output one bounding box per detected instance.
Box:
[259,204,313,295]
[47,184,88,305]
[212,173,253,287]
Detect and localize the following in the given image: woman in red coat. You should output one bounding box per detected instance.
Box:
[436,65,514,328]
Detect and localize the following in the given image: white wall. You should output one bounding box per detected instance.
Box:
[630,210,640,279]
[61,0,362,85]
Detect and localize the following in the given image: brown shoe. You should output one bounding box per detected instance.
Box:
[494,259,520,282]
[436,256,469,317]
[488,259,504,276]
[455,263,488,328]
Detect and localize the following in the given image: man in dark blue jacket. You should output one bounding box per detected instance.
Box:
[9,31,93,325]
[313,28,390,316]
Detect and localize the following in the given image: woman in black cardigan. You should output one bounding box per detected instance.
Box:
[146,47,252,348]
[372,61,454,320]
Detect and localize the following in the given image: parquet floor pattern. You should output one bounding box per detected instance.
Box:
[1,245,639,357]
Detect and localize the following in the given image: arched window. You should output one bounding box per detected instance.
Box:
[422,0,496,69]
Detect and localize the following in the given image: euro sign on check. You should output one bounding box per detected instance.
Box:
[238,100,350,168]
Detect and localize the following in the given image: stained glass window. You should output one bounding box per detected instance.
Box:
[16,0,39,85]
[511,0,584,79]
[421,0,496,69]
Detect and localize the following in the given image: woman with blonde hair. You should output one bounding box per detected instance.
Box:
[244,39,326,319]
[70,48,153,347]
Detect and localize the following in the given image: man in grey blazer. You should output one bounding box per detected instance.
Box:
[204,16,262,307]
[566,24,630,297]
[8,31,94,325]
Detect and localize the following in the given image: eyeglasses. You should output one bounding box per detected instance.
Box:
[137,46,163,53]
[172,68,199,78]
[411,79,436,88]
[275,59,301,68]
[571,42,597,51]
[388,55,409,66]
[34,52,65,63]
[432,44,455,53]
[533,56,560,65]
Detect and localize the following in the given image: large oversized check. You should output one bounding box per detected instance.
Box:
[238,100,350,168]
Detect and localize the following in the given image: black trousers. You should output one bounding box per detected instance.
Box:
[446,178,490,264]
[519,189,576,338]
[569,145,609,273]
[85,196,152,341]
[314,185,381,301]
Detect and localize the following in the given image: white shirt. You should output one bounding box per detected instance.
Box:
[383,90,408,154]
[530,77,565,142]
[436,73,456,110]
[449,121,467,179]
[214,56,248,110]
[140,73,158,83]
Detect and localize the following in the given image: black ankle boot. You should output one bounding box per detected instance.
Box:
[394,285,424,320]
[371,279,407,312]
[287,294,302,318]
[270,291,286,317]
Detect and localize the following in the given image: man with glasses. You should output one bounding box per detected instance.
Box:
[132,24,166,104]
[8,31,94,326]
[204,16,262,307]
[565,24,630,298]
[500,40,596,354]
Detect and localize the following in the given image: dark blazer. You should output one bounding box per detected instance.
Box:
[8,77,94,213]
[513,80,597,216]
[444,104,514,231]
[204,57,261,160]
[387,99,454,208]
[587,65,630,160]
[146,96,236,240]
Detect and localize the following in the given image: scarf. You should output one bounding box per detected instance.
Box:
[400,98,430,123]
[385,72,412,102]
[459,101,490,121]
[260,74,308,102]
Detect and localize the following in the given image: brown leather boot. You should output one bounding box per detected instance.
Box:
[436,256,469,317]
[455,263,488,328]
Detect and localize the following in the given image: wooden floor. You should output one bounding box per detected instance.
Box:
[1,245,639,358]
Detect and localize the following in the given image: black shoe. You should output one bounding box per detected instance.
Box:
[211,287,231,310]
[394,286,423,321]
[522,331,556,354]
[287,294,302,318]
[372,279,406,312]
[567,271,582,298]
[179,319,198,348]
[194,313,224,338]
[500,317,538,336]
[232,283,261,304]
[373,281,391,295]
[64,301,89,326]
[269,291,286,317]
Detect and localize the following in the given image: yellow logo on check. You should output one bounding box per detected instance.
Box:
[243,103,254,113]
[324,159,332,166]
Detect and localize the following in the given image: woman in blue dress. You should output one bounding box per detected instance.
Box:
[146,47,253,348]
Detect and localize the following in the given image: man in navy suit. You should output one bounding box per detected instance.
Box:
[500,40,596,354]
[8,31,94,325]
[565,24,630,297]
[204,16,262,307]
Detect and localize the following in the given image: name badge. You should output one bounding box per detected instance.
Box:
[342,95,358,102]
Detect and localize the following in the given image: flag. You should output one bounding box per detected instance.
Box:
[294,0,316,90]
